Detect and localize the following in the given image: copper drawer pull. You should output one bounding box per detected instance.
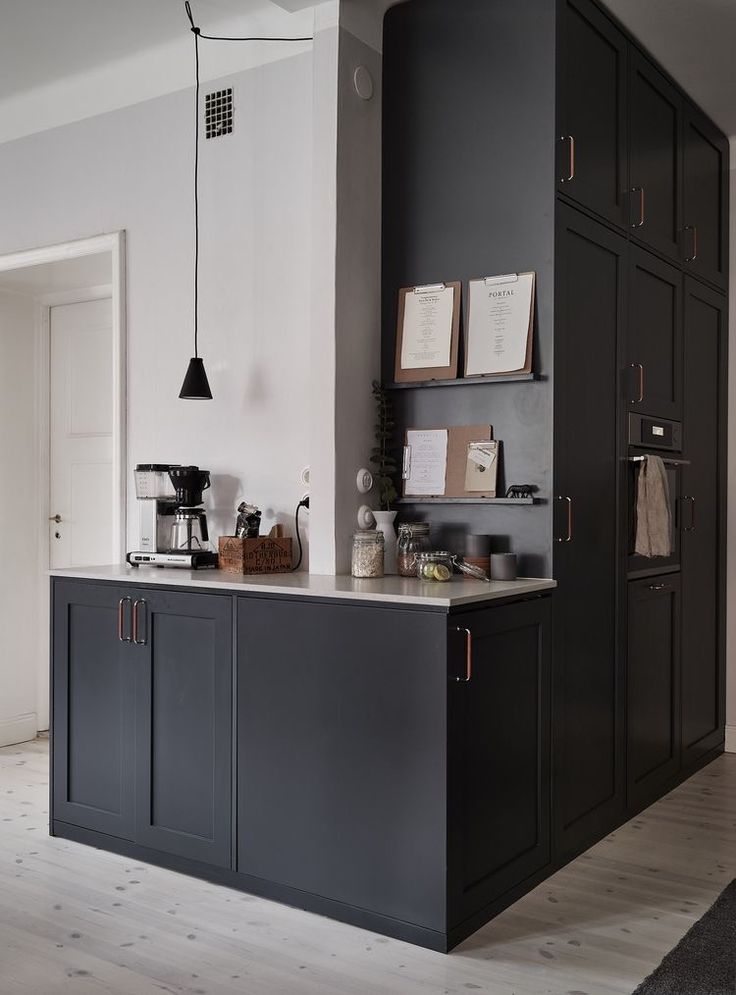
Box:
[560,135,575,183]
[132,599,147,646]
[631,186,645,227]
[555,496,573,543]
[118,598,132,643]
[684,225,698,262]
[452,627,473,683]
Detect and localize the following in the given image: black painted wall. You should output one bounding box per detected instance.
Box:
[382,0,557,576]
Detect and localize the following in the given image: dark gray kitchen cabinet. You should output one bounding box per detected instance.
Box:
[681,280,727,768]
[134,590,233,867]
[626,246,683,421]
[553,205,625,860]
[237,593,552,948]
[557,0,627,226]
[52,580,232,868]
[52,581,136,840]
[682,105,729,290]
[629,50,681,261]
[447,600,551,929]
[627,575,681,812]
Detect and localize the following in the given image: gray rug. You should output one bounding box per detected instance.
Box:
[633,880,736,994]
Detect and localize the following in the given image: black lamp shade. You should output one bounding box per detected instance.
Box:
[179,357,213,400]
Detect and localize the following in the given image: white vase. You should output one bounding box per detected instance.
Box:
[372,510,398,575]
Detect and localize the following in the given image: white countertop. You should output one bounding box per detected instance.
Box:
[50,565,556,608]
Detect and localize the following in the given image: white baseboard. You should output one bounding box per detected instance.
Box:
[0,712,38,749]
[725,725,736,754]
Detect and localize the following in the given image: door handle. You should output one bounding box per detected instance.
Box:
[684,225,698,262]
[682,496,696,532]
[132,599,147,646]
[629,363,645,404]
[49,514,62,524]
[559,135,575,183]
[554,496,573,543]
[630,186,645,227]
[118,597,132,643]
[452,626,473,683]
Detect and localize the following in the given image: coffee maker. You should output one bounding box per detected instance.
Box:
[127,465,218,569]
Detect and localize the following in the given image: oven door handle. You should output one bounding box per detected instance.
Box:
[682,495,696,533]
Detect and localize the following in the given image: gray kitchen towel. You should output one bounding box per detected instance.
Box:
[634,454,672,558]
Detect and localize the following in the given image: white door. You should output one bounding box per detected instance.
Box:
[49,298,114,568]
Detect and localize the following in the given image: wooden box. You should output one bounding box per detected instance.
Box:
[218,536,293,575]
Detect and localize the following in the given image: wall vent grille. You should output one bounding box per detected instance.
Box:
[205,88,234,139]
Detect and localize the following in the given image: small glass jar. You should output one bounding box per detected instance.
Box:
[397,523,432,577]
[351,530,385,578]
[415,550,454,582]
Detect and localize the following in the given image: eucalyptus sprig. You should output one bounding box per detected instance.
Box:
[369,380,399,511]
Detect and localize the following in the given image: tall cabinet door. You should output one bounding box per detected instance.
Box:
[627,576,681,813]
[681,280,727,768]
[52,580,135,840]
[629,51,681,261]
[682,105,729,290]
[553,205,625,860]
[625,246,683,421]
[134,589,233,868]
[557,0,627,227]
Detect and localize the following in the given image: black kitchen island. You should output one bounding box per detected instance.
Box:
[50,566,554,952]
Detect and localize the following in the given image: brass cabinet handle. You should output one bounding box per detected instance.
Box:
[554,496,573,543]
[684,225,698,262]
[132,599,147,646]
[118,598,132,643]
[682,495,696,532]
[452,627,473,683]
[629,363,645,404]
[630,186,645,227]
[559,135,575,183]
[648,583,671,592]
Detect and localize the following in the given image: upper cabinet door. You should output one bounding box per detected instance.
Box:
[626,246,683,421]
[558,0,628,227]
[682,104,729,290]
[629,51,682,261]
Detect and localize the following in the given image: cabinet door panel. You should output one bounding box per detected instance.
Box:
[629,52,681,260]
[553,206,625,859]
[52,581,135,839]
[683,106,729,290]
[558,0,627,226]
[448,599,551,927]
[627,576,681,812]
[682,281,726,766]
[626,247,683,421]
[135,590,232,867]
[238,599,448,932]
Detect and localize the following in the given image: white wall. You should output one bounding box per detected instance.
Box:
[726,149,736,752]
[0,52,314,555]
[0,292,38,747]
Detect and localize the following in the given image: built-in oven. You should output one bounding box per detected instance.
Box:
[627,414,686,577]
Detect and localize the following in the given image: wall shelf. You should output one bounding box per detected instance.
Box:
[397,497,537,506]
[387,373,540,390]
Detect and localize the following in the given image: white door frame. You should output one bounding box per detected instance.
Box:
[0,232,126,733]
[0,232,127,561]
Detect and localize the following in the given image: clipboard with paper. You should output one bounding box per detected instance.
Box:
[464,272,535,378]
[403,425,497,498]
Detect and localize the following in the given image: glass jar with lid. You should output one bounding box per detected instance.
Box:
[415,550,454,582]
[397,523,432,577]
[351,530,385,578]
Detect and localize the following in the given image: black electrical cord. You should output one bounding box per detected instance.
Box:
[292,497,309,572]
[184,2,313,45]
[182,1,313,361]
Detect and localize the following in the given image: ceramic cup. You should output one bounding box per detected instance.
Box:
[490,553,518,581]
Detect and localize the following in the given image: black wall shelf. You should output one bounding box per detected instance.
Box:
[387,373,540,390]
[397,497,537,506]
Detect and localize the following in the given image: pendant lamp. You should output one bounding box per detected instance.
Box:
[180,4,212,399]
[178,2,312,400]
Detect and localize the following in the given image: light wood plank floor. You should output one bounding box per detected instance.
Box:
[1,739,734,994]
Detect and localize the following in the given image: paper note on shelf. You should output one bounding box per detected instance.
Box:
[465,272,535,376]
[400,285,455,370]
[465,441,499,494]
[404,429,449,496]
